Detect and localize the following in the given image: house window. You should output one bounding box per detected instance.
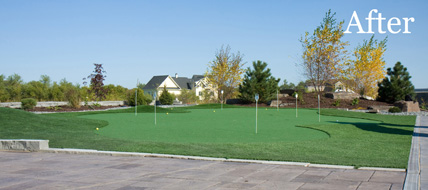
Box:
[199,92,202,96]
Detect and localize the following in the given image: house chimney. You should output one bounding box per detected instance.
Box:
[175,73,178,78]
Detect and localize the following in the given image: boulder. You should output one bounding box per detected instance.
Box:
[394,101,420,112]
[368,105,394,112]
[325,92,360,100]
[270,100,282,107]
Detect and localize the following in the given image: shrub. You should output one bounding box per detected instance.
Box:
[332,100,340,107]
[389,107,401,113]
[200,89,216,104]
[178,89,198,104]
[21,98,37,110]
[351,98,359,106]
[159,86,174,105]
[292,91,304,104]
[65,87,81,108]
[126,88,152,106]
[420,98,427,110]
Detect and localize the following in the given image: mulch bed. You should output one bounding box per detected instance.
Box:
[234,92,392,109]
[27,105,126,113]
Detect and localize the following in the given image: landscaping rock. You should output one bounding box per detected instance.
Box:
[270,100,282,107]
[368,105,394,112]
[394,101,420,112]
[325,92,360,100]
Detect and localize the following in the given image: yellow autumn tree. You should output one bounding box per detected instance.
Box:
[300,10,349,94]
[344,35,387,98]
[205,45,245,102]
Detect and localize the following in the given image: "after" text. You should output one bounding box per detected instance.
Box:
[344,9,415,34]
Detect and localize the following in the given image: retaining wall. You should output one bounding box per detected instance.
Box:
[0,101,125,109]
[0,139,49,151]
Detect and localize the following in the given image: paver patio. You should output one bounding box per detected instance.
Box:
[0,151,405,190]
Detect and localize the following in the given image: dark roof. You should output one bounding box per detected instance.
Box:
[192,75,204,81]
[173,77,194,90]
[142,75,169,90]
[415,88,428,93]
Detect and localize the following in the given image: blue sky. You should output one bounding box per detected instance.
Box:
[1,0,427,89]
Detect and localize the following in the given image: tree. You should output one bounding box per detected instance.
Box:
[300,10,348,94]
[200,89,216,104]
[159,86,174,105]
[177,89,198,104]
[206,45,245,102]
[0,75,9,102]
[378,62,415,103]
[343,35,387,98]
[84,63,107,101]
[239,60,280,103]
[296,81,306,92]
[279,79,296,90]
[126,88,152,106]
[5,74,23,101]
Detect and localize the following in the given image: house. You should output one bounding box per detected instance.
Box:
[305,80,352,93]
[142,74,217,101]
[415,88,428,105]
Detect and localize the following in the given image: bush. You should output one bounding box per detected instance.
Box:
[420,98,427,110]
[351,98,359,106]
[159,86,174,105]
[65,87,81,108]
[127,88,152,106]
[332,99,340,107]
[292,91,304,104]
[21,98,37,110]
[178,89,198,104]
[389,107,401,113]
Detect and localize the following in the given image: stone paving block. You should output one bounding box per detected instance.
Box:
[324,169,374,182]
[162,179,219,190]
[298,181,360,190]
[292,174,325,183]
[211,181,259,189]
[0,177,32,189]
[246,169,304,182]
[250,181,304,190]
[356,182,391,190]
[131,177,183,188]
[369,171,406,184]
[0,179,55,190]
[390,183,404,190]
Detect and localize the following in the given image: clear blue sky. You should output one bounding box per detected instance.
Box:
[1,0,427,89]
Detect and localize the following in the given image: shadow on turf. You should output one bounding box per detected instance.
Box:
[328,121,414,136]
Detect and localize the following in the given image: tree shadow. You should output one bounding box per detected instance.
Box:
[413,125,428,138]
[328,121,414,136]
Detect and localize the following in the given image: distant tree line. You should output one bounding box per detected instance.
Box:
[0,73,129,103]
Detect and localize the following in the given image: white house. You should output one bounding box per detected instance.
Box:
[305,80,353,93]
[142,74,217,101]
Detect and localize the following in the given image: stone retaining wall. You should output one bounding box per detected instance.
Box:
[0,101,125,109]
[0,139,49,151]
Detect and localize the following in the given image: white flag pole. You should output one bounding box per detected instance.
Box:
[318,94,320,122]
[277,89,279,111]
[135,79,138,116]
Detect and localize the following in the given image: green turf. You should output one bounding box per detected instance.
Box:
[0,106,416,168]
[81,108,332,143]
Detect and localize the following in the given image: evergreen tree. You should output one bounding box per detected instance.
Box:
[377,62,414,103]
[159,86,174,105]
[239,60,280,103]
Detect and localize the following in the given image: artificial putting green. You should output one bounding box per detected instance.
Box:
[0,105,416,168]
[82,108,376,144]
